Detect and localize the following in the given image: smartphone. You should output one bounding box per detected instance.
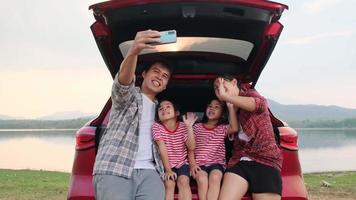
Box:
[151,30,177,45]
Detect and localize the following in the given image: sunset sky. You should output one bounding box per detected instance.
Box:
[0,0,355,118]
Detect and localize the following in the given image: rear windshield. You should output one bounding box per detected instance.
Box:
[119,37,254,61]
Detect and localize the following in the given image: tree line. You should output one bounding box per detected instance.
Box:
[287,118,356,128]
[1,118,356,129]
[0,118,92,129]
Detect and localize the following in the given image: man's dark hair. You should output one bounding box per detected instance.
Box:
[145,58,174,78]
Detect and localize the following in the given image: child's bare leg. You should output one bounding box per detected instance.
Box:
[218,172,248,200]
[165,179,176,200]
[207,169,223,200]
[177,175,191,200]
[195,170,209,200]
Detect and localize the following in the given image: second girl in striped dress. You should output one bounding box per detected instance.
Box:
[190,99,238,200]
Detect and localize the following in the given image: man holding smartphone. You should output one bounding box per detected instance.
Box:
[93,30,173,200]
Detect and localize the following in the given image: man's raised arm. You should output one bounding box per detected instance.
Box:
[118,30,160,85]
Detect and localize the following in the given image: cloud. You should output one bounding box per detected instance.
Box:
[304,0,343,14]
[283,30,354,45]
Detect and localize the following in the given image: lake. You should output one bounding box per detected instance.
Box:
[0,128,355,173]
[297,128,356,173]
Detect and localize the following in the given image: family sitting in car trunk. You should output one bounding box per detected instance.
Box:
[92,30,282,200]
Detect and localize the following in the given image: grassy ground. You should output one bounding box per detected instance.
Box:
[0,169,69,200]
[0,169,355,200]
[304,171,356,200]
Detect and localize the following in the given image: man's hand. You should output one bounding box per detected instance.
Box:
[119,30,160,85]
[126,30,160,57]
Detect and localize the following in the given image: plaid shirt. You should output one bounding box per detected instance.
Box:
[93,73,164,178]
[228,88,283,171]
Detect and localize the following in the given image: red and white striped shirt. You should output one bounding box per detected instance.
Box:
[193,123,229,167]
[152,122,188,168]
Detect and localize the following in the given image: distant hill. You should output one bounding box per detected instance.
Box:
[0,111,96,121]
[37,111,97,120]
[0,112,96,129]
[0,114,24,120]
[2,101,356,122]
[0,118,93,129]
[0,115,14,120]
[268,99,356,121]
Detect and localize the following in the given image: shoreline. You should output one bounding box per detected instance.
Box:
[295,127,356,130]
[1,169,355,200]
[2,167,356,175]
[1,127,356,131]
[303,169,356,175]
[0,129,77,132]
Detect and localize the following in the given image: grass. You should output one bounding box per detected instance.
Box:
[0,169,70,200]
[304,171,356,200]
[0,169,356,200]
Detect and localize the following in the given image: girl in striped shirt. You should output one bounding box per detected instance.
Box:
[152,99,197,200]
[190,98,238,200]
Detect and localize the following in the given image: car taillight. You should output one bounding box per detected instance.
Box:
[75,127,96,150]
[279,127,299,150]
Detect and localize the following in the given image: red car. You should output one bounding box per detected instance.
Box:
[67,0,308,199]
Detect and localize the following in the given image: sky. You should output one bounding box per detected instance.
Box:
[0,0,355,119]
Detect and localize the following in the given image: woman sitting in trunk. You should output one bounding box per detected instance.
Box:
[215,75,283,200]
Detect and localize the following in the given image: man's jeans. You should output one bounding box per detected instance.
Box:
[93,169,164,200]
